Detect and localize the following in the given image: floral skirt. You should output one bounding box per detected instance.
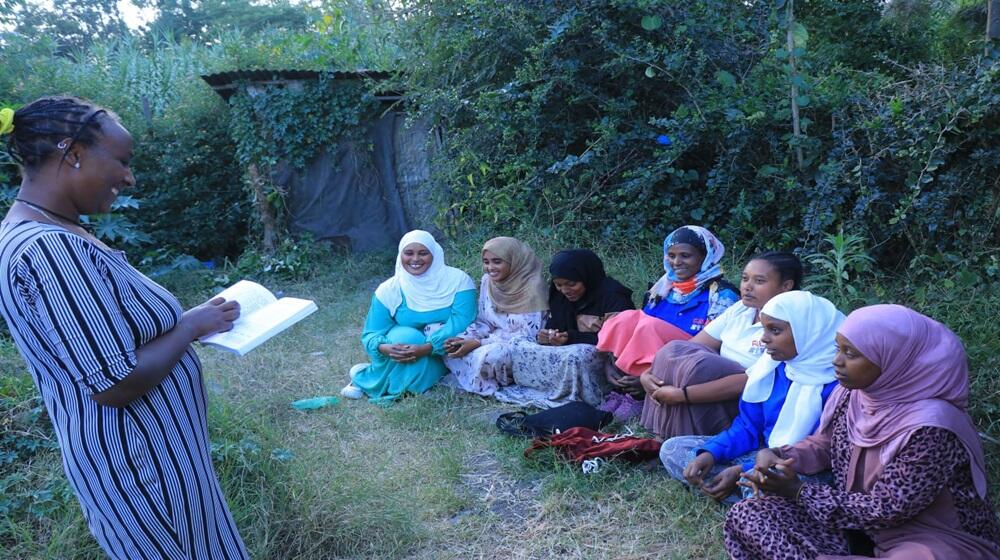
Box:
[492,340,611,409]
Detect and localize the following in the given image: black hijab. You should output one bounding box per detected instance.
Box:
[546,249,634,343]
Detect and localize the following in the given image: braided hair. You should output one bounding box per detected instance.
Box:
[4,96,113,172]
[749,250,803,289]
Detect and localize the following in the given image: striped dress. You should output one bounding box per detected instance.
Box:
[0,221,248,559]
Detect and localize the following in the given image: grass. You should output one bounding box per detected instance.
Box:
[2,231,1000,559]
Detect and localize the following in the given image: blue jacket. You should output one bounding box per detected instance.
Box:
[698,363,837,471]
[642,281,739,335]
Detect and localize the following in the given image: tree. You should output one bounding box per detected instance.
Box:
[7,0,132,53]
[145,0,313,43]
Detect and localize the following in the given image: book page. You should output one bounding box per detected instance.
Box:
[201,297,317,355]
[211,280,277,316]
[213,280,278,316]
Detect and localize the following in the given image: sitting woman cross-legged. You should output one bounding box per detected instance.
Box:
[342,230,476,403]
[442,236,548,396]
[496,249,634,409]
[660,290,844,504]
[597,226,738,417]
[640,251,802,438]
[727,305,1000,559]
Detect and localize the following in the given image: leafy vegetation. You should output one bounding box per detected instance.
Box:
[2,234,1000,558]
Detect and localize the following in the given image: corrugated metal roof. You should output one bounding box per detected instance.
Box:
[199,69,397,101]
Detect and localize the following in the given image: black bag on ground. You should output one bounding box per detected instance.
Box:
[496,402,613,438]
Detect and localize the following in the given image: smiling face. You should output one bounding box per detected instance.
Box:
[482,249,512,283]
[400,243,433,276]
[740,259,795,310]
[832,333,882,389]
[666,242,706,282]
[70,119,135,215]
[759,313,798,361]
[552,277,586,302]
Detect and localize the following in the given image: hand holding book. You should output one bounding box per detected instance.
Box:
[199,280,318,356]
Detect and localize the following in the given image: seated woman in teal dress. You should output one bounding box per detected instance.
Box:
[341,230,477,402]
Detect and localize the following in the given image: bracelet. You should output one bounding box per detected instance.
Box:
[682,386,690,404]
[794,482,806,501]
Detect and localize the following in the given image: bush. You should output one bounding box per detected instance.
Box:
[397,0,999,267]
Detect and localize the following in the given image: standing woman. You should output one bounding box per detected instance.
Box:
[728,305,1000,559]
[0,98,248,557]
[499,249,634,408]
[342,230,477,402]
[442,236,547,397]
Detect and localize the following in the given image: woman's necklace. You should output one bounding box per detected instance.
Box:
[15,198,84,228]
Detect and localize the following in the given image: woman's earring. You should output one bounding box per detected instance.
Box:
[72,162,80,169]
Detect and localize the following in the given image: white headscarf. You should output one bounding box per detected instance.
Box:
[742,290,844,447]
[374,230,476,316]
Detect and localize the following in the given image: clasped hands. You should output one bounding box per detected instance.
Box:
[682,448,802,502]
[639,370,685,405]
[378,342,432,363]
[737,448,803,500]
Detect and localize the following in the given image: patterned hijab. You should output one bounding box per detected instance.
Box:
[743,290,844,447]
[830,304,987,496]
[482,237,548,314]
[648,225,725,301]
[374,230,475,316]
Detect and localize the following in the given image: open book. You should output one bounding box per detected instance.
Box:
[199,280,318,356]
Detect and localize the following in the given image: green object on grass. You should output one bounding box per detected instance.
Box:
[291,396,339,410]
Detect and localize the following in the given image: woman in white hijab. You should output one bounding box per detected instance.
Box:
[659,290,844,504]
[342,230,476,402]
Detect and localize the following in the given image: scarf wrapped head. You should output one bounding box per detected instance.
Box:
[649,225,725,300]
[374,230,475,316]
[546,249,631,331]
[828,304,987,496]
[482,237,548,314]
[743,290,844,447]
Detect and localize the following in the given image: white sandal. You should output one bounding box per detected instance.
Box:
[340,384,364,399]
[348,362,370,380]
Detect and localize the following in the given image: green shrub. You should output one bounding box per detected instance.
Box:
[397,0,999,266]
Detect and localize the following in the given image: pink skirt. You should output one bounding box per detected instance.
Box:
[596,310,691,376]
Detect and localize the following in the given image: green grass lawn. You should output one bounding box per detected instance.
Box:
[3,235,1000,559]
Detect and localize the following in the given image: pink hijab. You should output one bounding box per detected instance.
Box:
[829,304,987,497]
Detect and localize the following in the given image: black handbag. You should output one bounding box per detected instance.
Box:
[496,401,613,438]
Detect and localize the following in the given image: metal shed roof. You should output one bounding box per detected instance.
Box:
[199,69,397,101]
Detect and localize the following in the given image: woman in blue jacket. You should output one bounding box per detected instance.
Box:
[659,290,844,503]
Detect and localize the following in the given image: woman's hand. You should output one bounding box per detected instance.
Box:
[384,343,433,363]
[739,455,802,499]
[446,338,481,358]
[179,297,240,340]
[537,329,552,345]
[683,451,716,487]
[752,448,784,472]
[606,368,644,398]
[701,465,742,501]
[652,385,684,405]
[639,370,663,395]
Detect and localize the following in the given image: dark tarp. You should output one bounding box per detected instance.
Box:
[272,112,441,251]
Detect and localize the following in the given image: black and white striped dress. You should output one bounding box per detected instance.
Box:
[0,221,248,559]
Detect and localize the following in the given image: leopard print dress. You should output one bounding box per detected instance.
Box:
[724,392,1000,559]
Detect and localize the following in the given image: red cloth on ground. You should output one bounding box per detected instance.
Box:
[524,427,661,463]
